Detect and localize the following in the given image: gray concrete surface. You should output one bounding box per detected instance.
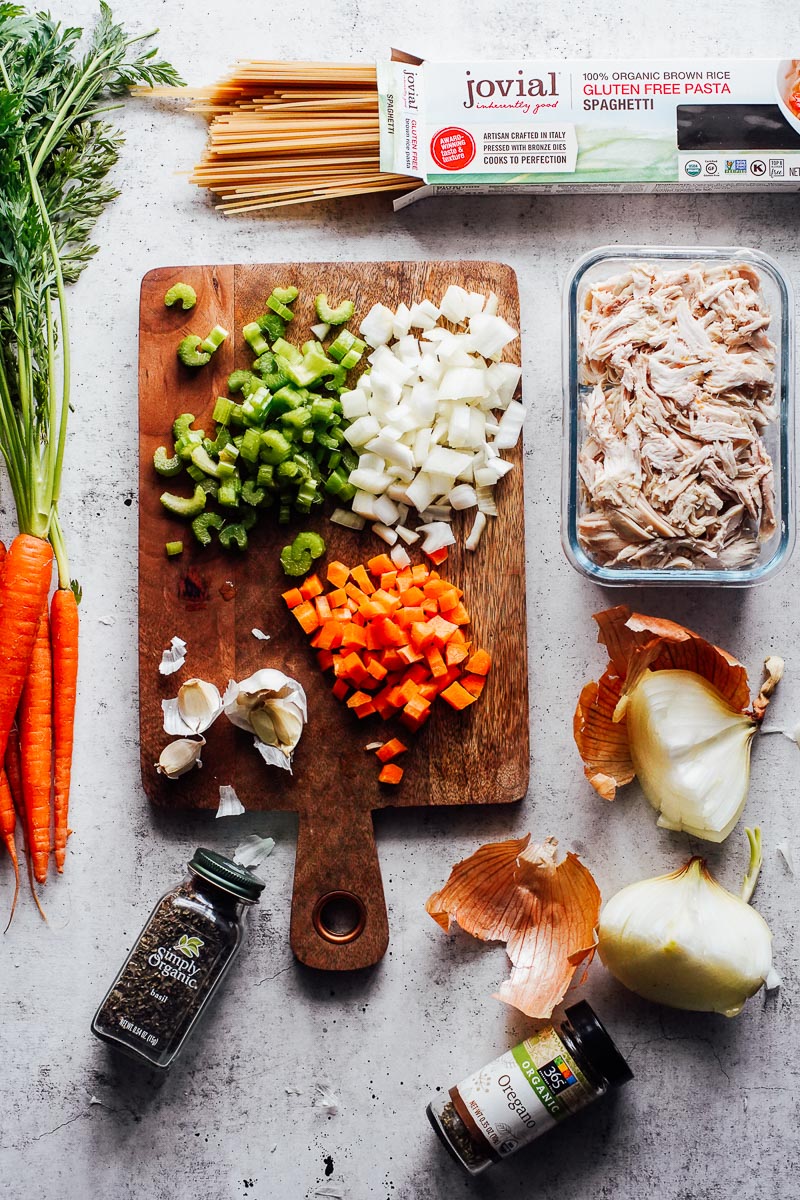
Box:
[1,2,799,1197]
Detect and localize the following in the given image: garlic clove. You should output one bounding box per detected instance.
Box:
[155,737,205,779]
[223,670,307,769]
[163,678,223,736]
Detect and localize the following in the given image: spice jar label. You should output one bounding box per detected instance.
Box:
[94,898,233,1059]
[451,1029,594,1158]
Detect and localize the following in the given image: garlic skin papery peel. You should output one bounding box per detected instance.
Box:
[598,850,777,1017]
[223,669,307,772]
[574,605,783,843]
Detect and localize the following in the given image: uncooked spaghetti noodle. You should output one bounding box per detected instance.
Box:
[145,61,420,213]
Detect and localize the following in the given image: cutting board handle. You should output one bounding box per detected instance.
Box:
[290,808,389,970]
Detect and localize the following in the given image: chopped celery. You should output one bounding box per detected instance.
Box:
[315,294,355,325]
[257,464,274,489]
[252,351,277,373]
[327,328,355,361]
[190,445,223,478]
[192,511,224,546]
[165,540,184,556]
[227,370,258,396]
[164,283,197,311]
[218,478,241,508]
[277,459,299,481]
[186,463,205,483]
[219,523,249,550]
[310,396,335,423]
[266,295,294,322]
[260,430,292,464]
[218,442,239,466]
[153,445,182,477]
[279,529,326,576]
[256,313,287,341]
[272,285,299,305]
[242,322,270,356]
[173,413,198,441]
[160,484,206,518]
[177,334,211,368]
[199,324,229,354]
[174,430,203,461]
[282,406,312,430]
[239,428,263,464]
[271,337,302,364]
[241,479,266,507]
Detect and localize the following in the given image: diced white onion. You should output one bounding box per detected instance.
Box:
[448,484,478,510]
[371,522,399,545]
[396,525,420,544]
[438,284,471,324]
[468,312,519,358]
[344,414,381,447]
[341,389,369,419]
[359,303,395,347]
[310,322,330,340]
[390,543,411,568]
[465,511,487,550]
[493,399,525,450]
[417,522,457,554]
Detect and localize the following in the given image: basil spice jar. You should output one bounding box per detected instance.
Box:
[92,849,264,1068]
[428,1001,632,1174]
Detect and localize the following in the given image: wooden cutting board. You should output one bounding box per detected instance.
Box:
[139,261,528,970]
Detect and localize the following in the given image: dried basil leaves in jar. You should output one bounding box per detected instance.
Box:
[428,1001,632,1174]
[91,848,264,1068]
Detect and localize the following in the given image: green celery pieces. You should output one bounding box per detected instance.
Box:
[177,335,211,368]
[164,282,197,311]
[315,293,355,325]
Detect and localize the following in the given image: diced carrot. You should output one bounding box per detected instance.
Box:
[441,681,477,709]
[425,646,448,677]
[448,602,471,626]
[367,658,388,682]
[421,598,439,616]
[376,738,408,763]
[429,615,458,645]
[461,673,486,698]
[332,606,353,622]
[300,574,323,600]
[411,563,430,584]
[351,564,375,594]
[341,651,370,687]
[398,644,424,666]
[373,618,405,648]
[445,642,470,666]
[395,568,414,593]
[292,601,319,634]
[426,547,449,566]
[282,587,303,608]
[367,553,394,576]
[437,587,460,613]
[316,649,334,672]
[326,561,350,588]
[345,583,368,605]
[397,677,421,706]
[327,587,347,608]
[466,649,492,675]
[372,588,402,614]
[423,578,461,599]
[400,586,425,607]
[317,621,343,650]
[332,678,349,701]
[356,701,377,718]
[380,570,398,590]
[378,763,404,785]
[374,685,399,720]
[449,628,468,645]
[315,593,332,622]
[380,649,405,672]
[417,681,440,702]
[341,623,367,648]
[347,690,373,709]
[346,598,359,613]
[406,663,430,683]
[409,621,436,651]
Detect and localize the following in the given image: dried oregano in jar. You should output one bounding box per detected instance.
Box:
[92,849,264,1068]
[428,1002,632,1175]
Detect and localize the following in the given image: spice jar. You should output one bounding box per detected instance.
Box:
[427,1001,632,1174]
[91,848,264,1069]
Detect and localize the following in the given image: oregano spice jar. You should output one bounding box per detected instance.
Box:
[91,849,264,1068]
[428,1001,632,1174]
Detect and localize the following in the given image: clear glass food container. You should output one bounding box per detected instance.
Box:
[562,245,795,586]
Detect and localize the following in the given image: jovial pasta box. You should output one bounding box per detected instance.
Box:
[379,54,800,207]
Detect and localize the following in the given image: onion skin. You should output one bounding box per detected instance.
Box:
[598,858,774,1017]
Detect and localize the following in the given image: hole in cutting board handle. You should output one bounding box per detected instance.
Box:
[312,891,367,944]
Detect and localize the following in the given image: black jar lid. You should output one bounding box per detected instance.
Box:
[189,848,266,903]
[565,1001,633,1088]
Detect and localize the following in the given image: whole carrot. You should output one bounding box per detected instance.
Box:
[0,770,20,930]
[51,586,79,872]
[4,726,24,824]
[0,534,54,770]
[19,603,53,885]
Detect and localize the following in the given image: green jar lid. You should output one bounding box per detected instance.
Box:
[189,848,265,903]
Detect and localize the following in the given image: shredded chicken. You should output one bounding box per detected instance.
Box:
[576,262,778,570]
